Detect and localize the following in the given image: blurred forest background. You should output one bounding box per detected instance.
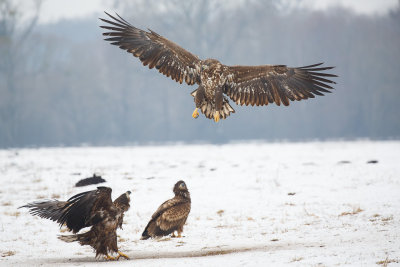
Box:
[1,0,399,148]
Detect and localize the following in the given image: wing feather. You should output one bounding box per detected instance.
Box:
[20,187,113,233]
[157,203,191,231]
[19,200,67,223]
[100,12,201,85]
[224,63,337,107]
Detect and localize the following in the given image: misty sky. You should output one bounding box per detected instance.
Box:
[36,0,399,24]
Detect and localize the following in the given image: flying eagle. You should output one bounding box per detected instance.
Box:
[141,180,191,239]
[100,12,337,122]
[20,187,131,260]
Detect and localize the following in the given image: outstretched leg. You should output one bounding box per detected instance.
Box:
[214,87,223,123]
[214,111,220,122]
[191,86,205,119]
[192,108,199,118]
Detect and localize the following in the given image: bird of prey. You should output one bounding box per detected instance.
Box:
[20,187,131,260]
[100,12,337,122]
[141,180,191,239]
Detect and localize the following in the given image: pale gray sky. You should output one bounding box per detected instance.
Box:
[34,0,399,24]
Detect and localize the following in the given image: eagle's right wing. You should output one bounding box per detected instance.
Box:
[20,187,113,233]
[19,200,67,223]
[59,187,113,233]
[100,12,201,85]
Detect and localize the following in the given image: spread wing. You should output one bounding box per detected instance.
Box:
[20,187,113,233]
[19,200,67,222]
[59,186,113,233]
[100,12,201,85]
[224,63,337,106]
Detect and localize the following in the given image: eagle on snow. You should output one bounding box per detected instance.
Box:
[141,180,191,239]
[100,12,337,122]
[20,187,131,260]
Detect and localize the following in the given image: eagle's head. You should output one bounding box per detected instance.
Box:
[114,191,131,212]
[173,180,190,199]
[201,58,221,72]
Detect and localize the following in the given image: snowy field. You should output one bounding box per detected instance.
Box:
[0,141,399,266]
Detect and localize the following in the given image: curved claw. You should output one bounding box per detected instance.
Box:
[104,254,116,261]
[116,251,130,260]
[192,108,199,119]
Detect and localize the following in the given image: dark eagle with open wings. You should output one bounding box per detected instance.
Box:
[141,180,191,239]
[20,187,131,260]
[100,12,337,122]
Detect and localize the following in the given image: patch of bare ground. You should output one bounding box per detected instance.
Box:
[290,256,304,262]
[1,251,16,257]
[339,206,363,216]
[377,257,399,266]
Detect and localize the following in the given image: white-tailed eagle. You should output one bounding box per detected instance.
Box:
[20,187,131,260]
[100,12,337,122]
[141,180,191,239]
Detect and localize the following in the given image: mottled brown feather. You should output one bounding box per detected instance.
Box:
[141,181,191,239]
[20,187,131,258]
[100,13,337,121]
[100,12,201,86]
[224,63,337,107]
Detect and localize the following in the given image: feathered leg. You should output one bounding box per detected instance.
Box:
[214,87,223,122]
[191,86,205,119]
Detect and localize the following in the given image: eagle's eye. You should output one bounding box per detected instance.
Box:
[179,182,186,189]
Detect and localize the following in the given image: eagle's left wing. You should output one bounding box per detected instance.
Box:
[223,63,337,106]
[19,187,113,233]
[100,12,201,85]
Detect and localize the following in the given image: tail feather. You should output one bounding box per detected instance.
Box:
[140,221,152,240]
[200,99,234,120]
[191,89,235,120]
[58,235,78,243]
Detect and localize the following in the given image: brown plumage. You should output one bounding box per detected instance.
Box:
[141,180,191,239]
[100,12,337,122]
[20,187,131,260]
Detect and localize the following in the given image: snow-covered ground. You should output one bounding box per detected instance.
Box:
[0,141,399,266]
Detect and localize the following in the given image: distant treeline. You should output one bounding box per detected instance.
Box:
[1,0,399,148]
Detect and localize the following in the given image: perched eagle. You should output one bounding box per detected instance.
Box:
[20,187,131,260]
[100,12,337,122]
[141,180,191,239]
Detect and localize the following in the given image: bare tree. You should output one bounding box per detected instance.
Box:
[0,0,42,146]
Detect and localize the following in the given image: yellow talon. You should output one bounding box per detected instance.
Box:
[116,251,130,260]
[192,108,199,119]
[214,111,220,122]
[171,231,182,238]
[104,254,116,261]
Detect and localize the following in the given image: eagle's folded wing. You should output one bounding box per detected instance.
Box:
[150,197,183,220]
[157,202,190,229]
[100,12,201,85]
[224,63,337,106]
